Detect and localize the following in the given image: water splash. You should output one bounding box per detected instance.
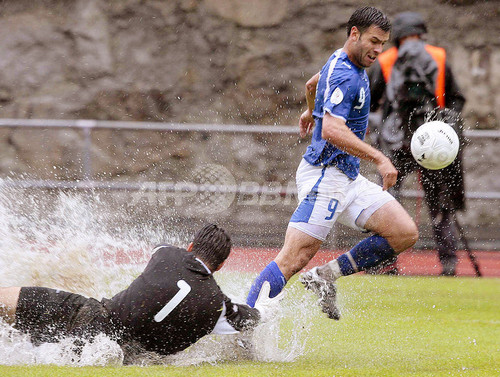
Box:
[0,323,123,366]
[0,181,311,366]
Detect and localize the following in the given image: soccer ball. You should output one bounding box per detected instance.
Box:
[410,121,460,170]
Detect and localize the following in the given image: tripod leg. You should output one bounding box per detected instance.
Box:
[453,213,481,277]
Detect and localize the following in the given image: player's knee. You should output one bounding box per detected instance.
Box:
[393,221,419,252]
[406,224,419,249]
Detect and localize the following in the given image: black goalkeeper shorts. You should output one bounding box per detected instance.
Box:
[15,287,117,345]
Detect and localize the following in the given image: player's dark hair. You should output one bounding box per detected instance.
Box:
[346,6,391,37]
[191,224,232,271]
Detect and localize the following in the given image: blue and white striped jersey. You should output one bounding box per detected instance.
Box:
[303,49,371,179]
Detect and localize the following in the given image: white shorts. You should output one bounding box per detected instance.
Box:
[289,159,395,241]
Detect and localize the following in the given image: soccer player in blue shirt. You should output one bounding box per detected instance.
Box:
[247,7,419,319]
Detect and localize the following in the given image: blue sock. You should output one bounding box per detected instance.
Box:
[337,235,396,276]
[246,261,286,307]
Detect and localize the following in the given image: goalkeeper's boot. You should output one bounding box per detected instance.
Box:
[300,266,340,320]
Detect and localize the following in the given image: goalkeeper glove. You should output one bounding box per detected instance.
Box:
[254,281,284,323]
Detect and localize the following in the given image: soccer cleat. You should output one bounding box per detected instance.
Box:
[300,267,341,320]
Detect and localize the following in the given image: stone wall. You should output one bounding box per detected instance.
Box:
[0,0,498,127]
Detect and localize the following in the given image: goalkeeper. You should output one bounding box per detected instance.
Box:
[0,224,280,360]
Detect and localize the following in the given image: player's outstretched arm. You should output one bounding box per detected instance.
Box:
[214,282,284,335]
[299,72,320,138]
[216,295,261,333]
[321,113,397,190]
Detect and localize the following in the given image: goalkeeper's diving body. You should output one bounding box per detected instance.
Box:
[246,7,418,319]
[0,224,281,359]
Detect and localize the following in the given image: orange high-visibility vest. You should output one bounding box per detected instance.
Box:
[378,45,446,108]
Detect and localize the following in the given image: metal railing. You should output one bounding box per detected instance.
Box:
[0,118,499,200]
[1,118,499,136]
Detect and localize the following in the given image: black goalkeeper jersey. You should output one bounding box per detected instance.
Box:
[103,245,259,355]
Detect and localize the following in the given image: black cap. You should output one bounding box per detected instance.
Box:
[392,12,427,41]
